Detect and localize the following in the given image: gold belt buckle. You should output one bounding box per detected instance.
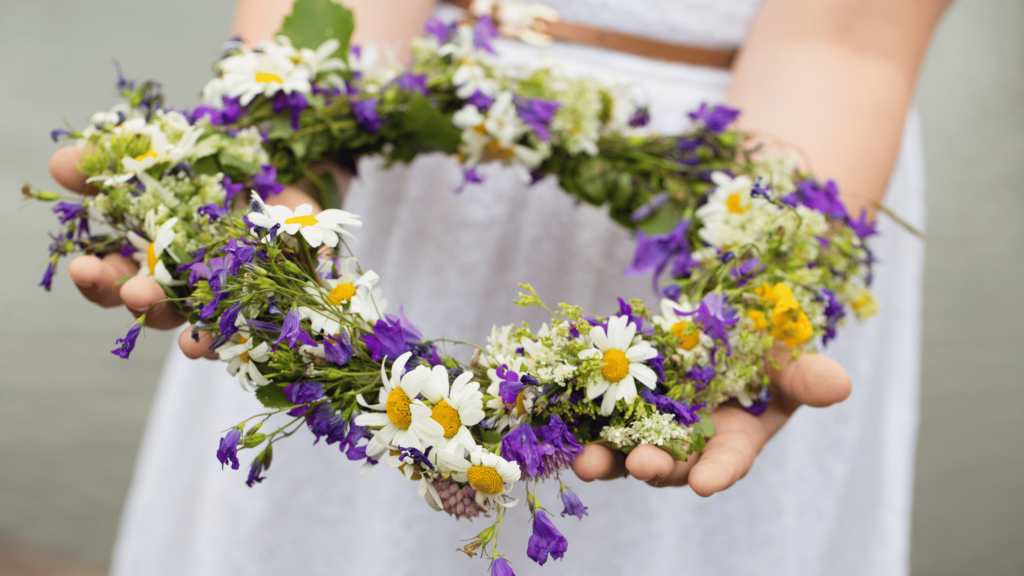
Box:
[471,0,561,46]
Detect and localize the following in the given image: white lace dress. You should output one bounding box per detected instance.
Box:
[111,1,925,574]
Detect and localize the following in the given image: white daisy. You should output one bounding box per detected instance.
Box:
[299,259,380,335]
[247,191,362,248]
[354,352,445,458]
[126,211,180,285]
[217,316,271,390]
[420,366,485,454]
[439,447,520,510]
[694,171,767,248]
[578,315,658,416]
[452,92,547,181]
[652,298,714,360]
[484,357,535,433]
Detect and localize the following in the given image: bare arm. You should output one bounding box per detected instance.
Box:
[728,0,951,214]
[572,0,950,494]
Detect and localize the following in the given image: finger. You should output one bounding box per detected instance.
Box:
[179,326,219,360]
[645,453,700,488]
[687,405,778,497]
[120,276,185,330]
[571,444,626,482]
[265,185,322,211]
[768,346,852,409]
[66,254,138,307]
[625,444,675,482]
[49,146,95,195]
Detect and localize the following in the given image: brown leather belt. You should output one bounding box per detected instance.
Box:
[443,0,736,69]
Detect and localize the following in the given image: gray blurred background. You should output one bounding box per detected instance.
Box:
[0,0,1021,574]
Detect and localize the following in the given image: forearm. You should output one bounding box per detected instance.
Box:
[727,0,950,215]
[231,0,437,57]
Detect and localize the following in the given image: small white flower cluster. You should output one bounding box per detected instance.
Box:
[202,36,346,106]
[600,413,689,449]
[520,321,580,386]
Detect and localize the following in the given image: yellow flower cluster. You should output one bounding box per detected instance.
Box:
[752,283,813,347]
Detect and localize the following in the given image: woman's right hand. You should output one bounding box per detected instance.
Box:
[47,146,344,360]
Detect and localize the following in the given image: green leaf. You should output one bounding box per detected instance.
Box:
[255,385,293,409]
[400,94,462,153]
[191,154,220,176]
[637,202,683,235]
[114,274,134,287]
[316,170,342,211]
[278,0,354,61]
[691,410,716,438]
[218,152,260,181]
[660,439,691,462]
[242,433,268,448]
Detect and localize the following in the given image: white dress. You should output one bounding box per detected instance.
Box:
[111,1,926,574]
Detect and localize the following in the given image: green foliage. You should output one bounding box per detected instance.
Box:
[279,0,354,62]
[397,94,463,154]
[255,385,293,409]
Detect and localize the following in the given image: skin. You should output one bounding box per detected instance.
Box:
[45,0,950,496]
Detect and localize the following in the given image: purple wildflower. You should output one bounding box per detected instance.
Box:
[424,16,457,44]
[849,208,878,239]
[623,219,696,292]
[217,302,243,340]
[794,179,848,219]
[501,422,544,478]
[304,403,346,444]
[640,388,703,426]
[820,287,846,346]
[527,510,568,565]
[491,558,516,576]
[688,102,740,133]
[352,99,385,132]
[693,292,739,341]
[472,15,499,53]
[629,106,650,127]
[743,388,771,416]
[495,364,527,406]
[629,192,669,223]
[111,323,142,359]
[252,165,284,199]
[514,96,560,141]
[729,258,764,287]
[221,174,244,208]
[466,90,495,110]
[662,284,682,301]
[688,364,715,389]
[198,203,228,222]
[50,128,73,141]
[176,248,209,288]
[397,445,436,471]
[560,487,588,520]
[361,317,413,362]
[271,90,308,131]
[39,261,56,291]
[324,331,354,366]
[284,381,324,405]
[217,428,242,470]
[454,166,485,194]
[52,202,84,224]
[397,73,428,95]
[245,456,268,487]
[273,310,318,350]
[535,415,585,474]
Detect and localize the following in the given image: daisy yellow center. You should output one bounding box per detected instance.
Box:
[284,214,319,228]
[327,282,356,306]
[146,242,158,275]
[484,140,515,160]
[238,336,250,363]
[726,193,749,214]
[600,349,630,383]
[670,321,700,351]
[386,387,413,430]
[515,391,527,416]
[431,399,462,439]
[467,465,505,495]
[852,293,871,310]
[134,150,159,162]
[255,72,283,84]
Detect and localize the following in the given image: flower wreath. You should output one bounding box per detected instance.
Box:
[29,1,880,573]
